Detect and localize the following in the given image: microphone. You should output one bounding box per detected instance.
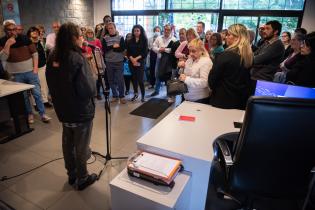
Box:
[83,41,98,50]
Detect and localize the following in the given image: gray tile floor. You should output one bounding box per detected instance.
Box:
[0,88,179,210]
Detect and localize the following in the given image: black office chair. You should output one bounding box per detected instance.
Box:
[207,96,315,210]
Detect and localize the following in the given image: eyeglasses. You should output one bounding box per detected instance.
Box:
[300,40,307,48]
[6,28,17,32]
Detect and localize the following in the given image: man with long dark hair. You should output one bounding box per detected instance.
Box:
[46,22,97,191]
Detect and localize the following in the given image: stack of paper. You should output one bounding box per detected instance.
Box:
[127,151,182,186]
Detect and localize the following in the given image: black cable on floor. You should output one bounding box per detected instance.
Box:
[1,157,63,182]
[1,154,98,182]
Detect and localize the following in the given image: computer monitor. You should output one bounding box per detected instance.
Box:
[254,80,315,99]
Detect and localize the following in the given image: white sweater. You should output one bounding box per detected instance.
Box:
[183,56,213,101]
[152,35,176,59]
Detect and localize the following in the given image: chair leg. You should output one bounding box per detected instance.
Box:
[244,197,254,210]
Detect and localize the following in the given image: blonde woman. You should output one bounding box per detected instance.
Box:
[178,38,213,103]
[175,28,199,61]
[208,24,253,110]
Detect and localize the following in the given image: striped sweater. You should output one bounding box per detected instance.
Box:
[0,35,38,74]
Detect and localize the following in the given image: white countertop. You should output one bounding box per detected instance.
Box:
[0,79,34,97]
[137,101,244,162]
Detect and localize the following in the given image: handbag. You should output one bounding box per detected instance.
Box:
[166,79,188,96]
[123,60,131,76]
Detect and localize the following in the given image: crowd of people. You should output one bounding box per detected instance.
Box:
[0,15,315,190]
[1,16,315,114]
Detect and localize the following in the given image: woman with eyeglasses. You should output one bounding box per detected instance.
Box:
[82,28,103,100]
[208,24,253,110]
[286,32,315,87]
[281,31,292,60]
[274,33,305,83]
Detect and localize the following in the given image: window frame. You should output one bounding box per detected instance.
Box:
[111,0,307,40]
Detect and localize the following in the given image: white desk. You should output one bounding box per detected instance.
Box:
[0,79,34,143]
[136,101,244,210]
[0,79,34,97]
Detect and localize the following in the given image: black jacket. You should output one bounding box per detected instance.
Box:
[208,50,252,110]
[251,39,285,81]
[126,38,148,63]
[46,50,96,123]
[286,55,315,88]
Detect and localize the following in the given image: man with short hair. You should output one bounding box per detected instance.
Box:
[96,15,112,40]
[46,21,60,53]
[150,24,176,96]
[196,21,205,41]
[0,21,51,123]
[251,20,285,81]
[16,24,24,35]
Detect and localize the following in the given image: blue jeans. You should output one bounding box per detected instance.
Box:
[13,71,45,116]
[154,57,161,93]
[273,71,287,83]
[106,62,125,98]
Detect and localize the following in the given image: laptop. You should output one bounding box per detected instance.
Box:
[234,81,315,127]
[254,80,315,99]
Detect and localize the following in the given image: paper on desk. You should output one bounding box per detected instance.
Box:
[133,152,181,179]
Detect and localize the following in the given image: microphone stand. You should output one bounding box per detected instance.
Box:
[90,47,128,179]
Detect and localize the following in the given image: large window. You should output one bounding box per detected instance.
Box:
[114,16,136,37]
[165,13,218,32]
[112,0,305,40]
[168,0,220,10]
[137,16,159,38]
[112,0,165,11]
[222,0,305,10]
[223,16,258,31]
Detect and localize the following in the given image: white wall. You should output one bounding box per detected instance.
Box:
[302,0,315,32]
[94,0,111,25]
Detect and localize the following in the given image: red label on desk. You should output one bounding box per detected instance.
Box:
[179,115,195,122]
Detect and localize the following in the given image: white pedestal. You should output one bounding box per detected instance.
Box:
[110,169,191,210]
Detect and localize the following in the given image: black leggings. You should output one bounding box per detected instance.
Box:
[124,75,132,92]
[129,62,145,98]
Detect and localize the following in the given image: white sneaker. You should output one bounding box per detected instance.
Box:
[167,97,175,103]
[28,114,34,124]
[41,114,51,123]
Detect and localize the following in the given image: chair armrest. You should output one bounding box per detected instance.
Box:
[302,166,315,210]
[213,137,234,181]
[214,138,233,166]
